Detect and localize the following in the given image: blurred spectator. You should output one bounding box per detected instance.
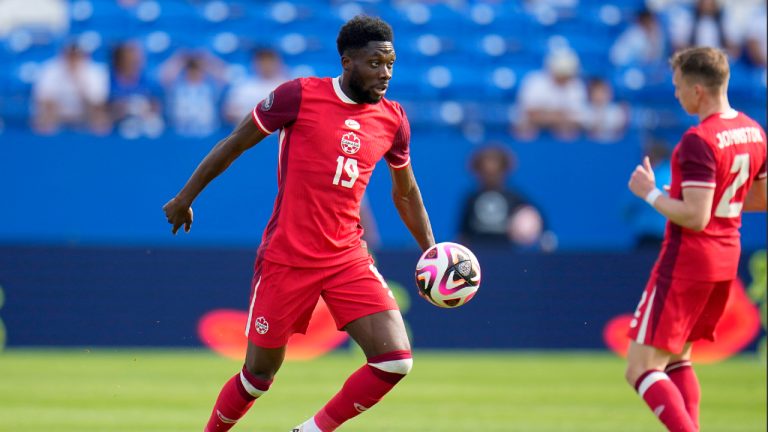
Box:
[32,41,110,134]
[610,8,667,69]
[160,49,227,137]
[513,48,587,141]
[0,0,67,37]
[580,78,629,143]
[224,48,290,125]
[109,41,164,138]
[744,1,766,68]
[667,0,741,59]
[623,139,672,249]
[458,144,550,250]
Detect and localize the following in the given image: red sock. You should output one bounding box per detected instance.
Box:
[314,350,412,431]
[635,370,697,432]
[204,366,272,432]
[666,361,700,430]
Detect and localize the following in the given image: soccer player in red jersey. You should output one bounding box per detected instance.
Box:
[626,46,767,432]
[163,16,434,432]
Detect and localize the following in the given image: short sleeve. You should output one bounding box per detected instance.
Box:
[251,78,301,134]
[384,105,411,169]
[678,133,716,189]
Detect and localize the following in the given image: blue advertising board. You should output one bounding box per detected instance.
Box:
[0,246,762,354]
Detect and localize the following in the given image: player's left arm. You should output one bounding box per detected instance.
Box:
[389,164,435,251]
[743,178,767,211]
[629,156,715,231]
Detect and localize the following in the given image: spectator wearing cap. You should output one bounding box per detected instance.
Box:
[513,48,587,141]
[32,42,110,134]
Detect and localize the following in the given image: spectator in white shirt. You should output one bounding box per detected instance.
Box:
[223,48,289,125]
[32,42,110,134]
[610,9,667,68]
[513,48,587,141]
[667,0,741,59]
[744,2,767,68]
[580,78,629,143]
[160,49,227,138]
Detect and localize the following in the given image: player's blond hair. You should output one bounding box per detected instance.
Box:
[669,47,730,92]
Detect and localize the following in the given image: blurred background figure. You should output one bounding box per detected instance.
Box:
[32,41,110,134]
[610,8,668,72]
[623,138,672,249]
[458,144,550,250]
[743,0,767,69]
[513,48,587,141]
[159,49,227,138]
[0,0,67,37]
[223,47,290,125]
[109,41,164,139]
[580,78,628,143]
[666,0,742,59]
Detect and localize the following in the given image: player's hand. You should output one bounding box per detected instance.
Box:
[163,197,193,234]
[628,156,657,198]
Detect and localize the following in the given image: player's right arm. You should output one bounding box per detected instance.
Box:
[630,132,719,232]
[743,178,767,212]
[163,115,267,234]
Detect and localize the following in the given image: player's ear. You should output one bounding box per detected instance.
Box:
[341,55,353,71]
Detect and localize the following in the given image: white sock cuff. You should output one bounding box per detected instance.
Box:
[240,371,268,398]
[368,358,414,375]
[637,371,670,397]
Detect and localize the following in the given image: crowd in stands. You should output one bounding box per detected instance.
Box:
[1,0,765,250]
[0,0,762,142]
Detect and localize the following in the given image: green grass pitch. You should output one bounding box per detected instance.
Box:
[0,349,764,431]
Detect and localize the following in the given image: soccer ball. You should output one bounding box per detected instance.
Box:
[415,242,481,308]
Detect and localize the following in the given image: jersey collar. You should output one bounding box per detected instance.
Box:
[333,76,358,104]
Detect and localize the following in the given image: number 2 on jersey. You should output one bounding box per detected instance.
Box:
[333,156,359,188]
[715,153,750,218]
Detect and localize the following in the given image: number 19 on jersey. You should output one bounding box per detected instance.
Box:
[333,156,359,188]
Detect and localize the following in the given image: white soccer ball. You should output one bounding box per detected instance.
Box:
[414,242,481,308]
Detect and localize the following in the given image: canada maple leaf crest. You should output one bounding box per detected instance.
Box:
[340,132,361,155]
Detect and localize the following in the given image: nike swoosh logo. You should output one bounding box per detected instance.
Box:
[216,410,238,424]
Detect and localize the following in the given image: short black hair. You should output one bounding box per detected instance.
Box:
[336,15,393,56]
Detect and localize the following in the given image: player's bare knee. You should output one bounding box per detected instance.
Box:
[625,364,644,387]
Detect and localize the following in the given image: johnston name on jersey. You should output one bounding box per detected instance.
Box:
[653,110,767,281]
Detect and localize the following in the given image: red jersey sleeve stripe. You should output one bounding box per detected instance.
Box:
[389,157,411,169]
[681,180,716,188]
[252,108,274,135]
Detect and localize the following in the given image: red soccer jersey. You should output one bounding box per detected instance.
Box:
[251,77,410,267]
[653,110,767,281]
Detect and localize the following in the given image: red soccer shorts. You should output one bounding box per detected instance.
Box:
[627,272,732,354]
[244,256,399,348]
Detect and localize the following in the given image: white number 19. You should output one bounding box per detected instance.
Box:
[715,154,750,218]
[333,156,359,188]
